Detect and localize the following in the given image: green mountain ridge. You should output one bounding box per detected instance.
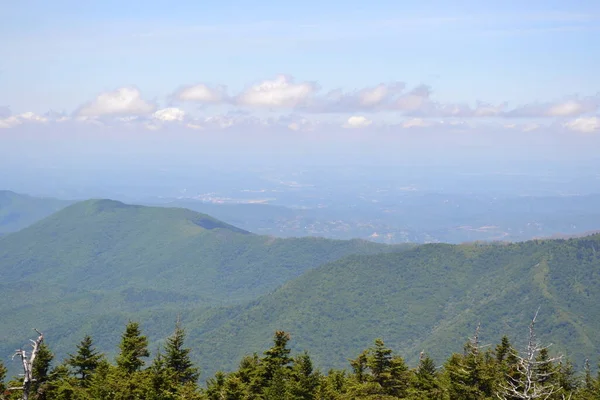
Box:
[0,190,72,235]
[183,236,600,378]
[0,198,403,372]
[2,197,600,383]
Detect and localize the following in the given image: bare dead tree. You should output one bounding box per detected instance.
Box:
[8,329,44,400]
[497,309,562,400]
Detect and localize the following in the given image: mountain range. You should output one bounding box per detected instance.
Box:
[0,194,599,380]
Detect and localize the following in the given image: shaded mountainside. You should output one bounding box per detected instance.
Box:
[0,190,72,235]
[186,235,600,378]
[0,199,405,369]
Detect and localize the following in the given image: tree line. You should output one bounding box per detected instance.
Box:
[1,318,599,400]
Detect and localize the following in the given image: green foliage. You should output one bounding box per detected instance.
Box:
[0,198,399,369]
[2,198,600,384]
[3,323,599,400]
[163,321,199,385]
[116,322,149,374]
[188,234,600,377]
[66,335,103,386]
[0,190,71,235]
[348,339,410,399]
[0,360,7,396]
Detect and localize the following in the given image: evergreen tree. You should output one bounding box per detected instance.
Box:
[288,352,320,400]
[349,350,369,384]
[316,370,348,400]
[262,330,292,382]
[116,321,150,374]
[146,349,177,400]
[259,331,294,398]
[205,371,227,400]
[408,353,444,399]
[348,338,410,398]
[556,360,579,398]
[163,321,199,385]
[235,354,263,399]
[66,334,103,386]
[496,336,513,364]
[0,360,7,397]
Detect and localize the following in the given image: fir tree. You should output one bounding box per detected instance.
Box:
[146,349,177,400]
[289,352,320,400]
[261,331,292,383]
[66,334,103,386]
[116,321,150,374]
[409,353,444,399]
[164,321,199,385]
[496,336,513,364]
[0,360,7,396]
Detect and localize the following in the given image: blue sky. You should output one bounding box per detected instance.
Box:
[1,0,599,168]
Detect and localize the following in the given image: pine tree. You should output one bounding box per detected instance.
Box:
[66,334,103,386]
[146,349,177,400]
[289,352,320,400]
[348,338,410,398]
[262,331,292,383]
[164,321,199,385]
[205,371,227,400]
[0,360,7,396]
[369,339,393,387]
[496,336,513,364]
[409,353,444,399]
[116,321,150,374]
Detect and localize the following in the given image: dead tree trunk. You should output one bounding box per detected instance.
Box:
[497,309,561,400]
[9,330,44,400]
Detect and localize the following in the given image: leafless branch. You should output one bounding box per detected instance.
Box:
[8,330,44,400]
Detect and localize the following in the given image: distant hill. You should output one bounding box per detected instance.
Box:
[0,199,405,369]
[186,235,600,377]
[154,194,600,244]
[0,190,72,234]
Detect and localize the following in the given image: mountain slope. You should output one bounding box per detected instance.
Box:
[0,190,72,235]
[0,199,405,367]
[187,235,600,376]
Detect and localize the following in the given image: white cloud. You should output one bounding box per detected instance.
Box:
[0,112,48,128]
[308,82,405,112]
[547,100,590,117]
[186,122,204,130]
[278,114,315,131]
[344,115,372,128]
[473,102,507,117]
[153,107,186,122]
[522,123,540,132]
[507,97,600,118]
[394,85,432,111]
[402,118,433,128]
[78,87,156,117]
[185,114,244,130]
[360,84,388,106]
[175,84,225,103]
[503,122,542,132]
[236,75,317,108]
[563,117,600,133]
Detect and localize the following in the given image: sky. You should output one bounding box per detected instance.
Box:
[1,0,600,184]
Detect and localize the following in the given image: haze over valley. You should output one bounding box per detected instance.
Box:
[2,1,600,398]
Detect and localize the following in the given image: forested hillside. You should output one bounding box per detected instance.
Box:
[0,199,404,373]
[184,235,600,377]
[0,190,71,235]
[1,198,600,395]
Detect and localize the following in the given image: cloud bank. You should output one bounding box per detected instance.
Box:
[2,77,598,135]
